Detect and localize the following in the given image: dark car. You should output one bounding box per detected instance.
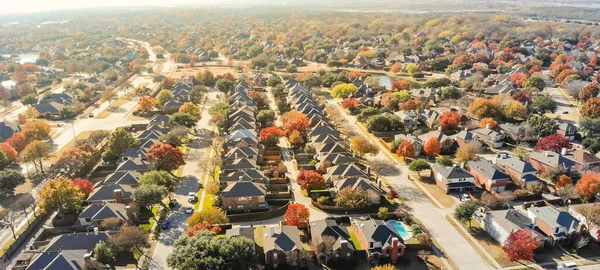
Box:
[169,199,177,208]
[161,220,170,230]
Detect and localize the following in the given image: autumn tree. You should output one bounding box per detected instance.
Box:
[437,111,461,130]
[282,110,310,134]
[576,172,600,201]
[0,143,18,162]
[582,98,600,118]
[502,228,539,262]
[579,83,599,101]
[50,148,92,178]
[331,83,358,98]
[533,134,572,152]
[367,158,398,182]
[147,143,185,171]
[156,89,174,107]
[350,136,379,158]
[73,178,94,196]
[101,89,117,105]
[108,225,149,255]
[503,100,527,120]
[396,140,415,159]
[423,138,441,157]
[22,140,51,176]
[390,62,402,73]
[556,175,572,188]
[137,96,156,112]
[102,128,138,161]
[296,170,326,191]
[468,98,500,119]
[284,203,310,226]
[478,118,497,129]
[22,120,50,142]
[259,126,285,145]
[7,132,27,152]
[38,176,85,214]
[456,142,481,162]
[510,73,528,88]
[186,207,229,227]
[288,130,304,146]
[341,98,360,111]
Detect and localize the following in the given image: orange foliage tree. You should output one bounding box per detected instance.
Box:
[579,83,600,102]
[186,222,222,237]
[296,170,326,191]
[341,98,360,110]
[348,71,365,79]
[146,144,186,171]
[478,118,497,129]
[582,98,600,118]
[510,73,528,88]
[0,143,18,161]
[259,126,285,145]
[423,138,441,157]
[7,132,27,152]
[468,98,500,119]
[398,99,422,111]
[391,80,411,90]
[576,172,600,201]
[137,96,157,112]
[22,121,51,142]
[73,178,94,196]
[282,110,310,135]
[284,203,310,226]
[556,175,572,188]
[390,63,402,73]
[396,140,415,159]
[437,111,461,130]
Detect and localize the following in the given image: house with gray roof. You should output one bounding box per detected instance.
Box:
[309,219,354,261]
[0,121,20,141]
[76,203,128,226]
[325,164,368,182]
[331,177,380,205]
[263,225,303,267]
[225,227,255,243]
[87,184,134,204]
[220,182,268,212]
[528,151,574,175]
[496,157,538,187]
[430,163,476,193]
[115,158,150,173]
[222,158,257,173]
[350,218,405,263]
[466,159,510,192]
[482,209,546,246]
[527,206,584,246]
[219,169,268,185]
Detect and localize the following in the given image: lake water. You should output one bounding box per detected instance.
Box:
[377,75,392,89]
[2,54,39,64]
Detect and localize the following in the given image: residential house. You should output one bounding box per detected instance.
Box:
[263,225,304,268]
[87,184,134,204]
[528,151,574,175]
[219,169,268,185]
[222,158,258,173]
[76,203,128,226]
[527,206,584,246]
[471,127,504,148]
[418,109,440,129]
[394,111,418,127]
[224,146,260,161]
[499,123,529,142]
[350,218,405,263]
[102,171,141,187]
[496,157,539,187]
[557,122,577,141]
[569,204,600,242]
[115,158,150,173]
[454,128,474,147]
[411,88,438,100]
[220,182,268,212]
[466,160,510,192]
[394,134,422,157]
[149,115,170,126]
[418,130,455,153]
[0,121,20,141]
[430,164,477,193]
[331,177,380,204]
[563,149,600,173]
[226,227,256,242]
[482,209,546,246]
[325,164,368,182]
[309,219,355,261]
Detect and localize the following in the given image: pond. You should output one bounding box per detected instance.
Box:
[2,54,39,64]
[387,220,412,239]
[377,75,392,89]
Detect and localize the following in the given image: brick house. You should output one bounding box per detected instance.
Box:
[418,129,455,154]
[528,151,574,175]
[309,219,355,261]
[430,163,477,193]
[466,160,510,193]
[454,128,474,147]
[350,218,405,263]
[86,184,134,204]
[563,149,600,174]
[220,182,268,213]
[496,157,539,187]
[263,225,304,268]
[527,206,585,246]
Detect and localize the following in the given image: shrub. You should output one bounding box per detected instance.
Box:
[411,224,423,235]
[386,189,399,199]
[317,196,329,205]
[377,207,389,219]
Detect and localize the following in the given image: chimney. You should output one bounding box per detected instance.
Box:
[561,147,567,156]
[114,189,123,203]
[486,123,491,129]
[270,225,275,236]
[125,205,131,213]
[138,153,143,159]
[235,153,238,159]
[161,121,165,125]
[391,237,400,263]
[460,162,465,169]
[464,127,468,132]
[438,126,442,131]
[94,227,99,235]
[239,176,243,182]
[545,151,549,157]
[340,240,348,249]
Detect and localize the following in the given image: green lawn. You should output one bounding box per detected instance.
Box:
[139,206,159,232]
[346,226,362,250]
[202,194,214,210]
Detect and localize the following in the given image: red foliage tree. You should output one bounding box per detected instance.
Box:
[528,65,542,74]
[284,203,310,226]
[589,55,598,67]
[582,98,600,118]
[341,98,360,110]
[437,111,461,130]
[296,170,326,190]
[391,80,411,90]
[186,222,221,237]
[73,178,94,195]
[146,144,185,171]
[259,126,285,145]
[533,134,572,152]
[348,71,365,79]
[510,73,528,88]
[282,110,310,135]
[423,138,441,157]
[511,91,531,103]
[6,132,27,152]
[502,228,539,262]
[398,99,422,111]
[556,175,572,188]
[576,172,600,201]
[396,140,415,159]
[296,72,311,81]
[0,143,18,161]
[453,54,474,65]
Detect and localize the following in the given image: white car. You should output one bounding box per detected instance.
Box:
[557,262,578,270]
[185,206,194,214]
[187,192,196,202]
[460,193,471,201]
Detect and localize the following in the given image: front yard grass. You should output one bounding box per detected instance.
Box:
[456,218,520,267]
[346,226,362,250]
[202,194,214,210]
[444,215,498,268]
[411,174,456,208]
[138,206,158,232]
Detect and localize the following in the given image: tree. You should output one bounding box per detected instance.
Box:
[533,134,572,152]
[24,107,39,119]
[556,175,572,188]
[267,76,282,87]
[73,178,94,196]
[50,148,92,178]
[556,184,578,204]
[284,203,310,226]
[350,136,378,158]
[22,121,50,142]
[0,169,25,196]
[582,98,600,118]
[132,184,168,210]
[583,137,600,154]
[527,115,557,138]
[480,192,500,206]
[138,171,179,193]
[456,142,481,162]
[409,159,431,173]
[502,228,539,262]
[22,140,51,176]
[504,101,527,120]
[405,63,419,76]
[14,194,36,222]
[522,75,546,90]
[167,230,257,270]
[580,117,600,137]
[108,225,149,255]
[334,187,373,208]
[441,86,461,99]
[341,98,360,110]
[208,102,229,116]
[371,264,396,270]
[196,70,215,86]
[436,155,453,166]
[147,144,185,171]
[93,241,114,265]
[0,210,20,239]
[156,89,174,107]
[296,170,326,191]
[186,207,229,226]
[331,83,358,98]
[288,130,304,146]
[38,176,85,214]
[478,118,497,129]
[256,110,275,126]
[101,89,117,105]
[20,94,37,106]
[282,110,310,134]
[498,191,516,207]
[396,140,415,159]
[367,158,399,182]
[578,204,600,237]
[468,98,500,119]
[510,73,528,88]
[423,138,441,157]
[0,143,17,161]
[215,79,234,92]
[259,126,285,145]
[102,128,138,161]
[313,234,337,265]
[390,62,402,73]
[454,201,479,228]
[7,132,27,152]
[531,95,557,113]
[576,172,600,201]
[170,112,198,128]
[579,83,599,101]
[137,96,156,112]
[437,111,461,130]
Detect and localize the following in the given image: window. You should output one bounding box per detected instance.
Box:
[237,205,244,209]
[347,253,351,257]
[273,253,278,260]
[555,227,559,234]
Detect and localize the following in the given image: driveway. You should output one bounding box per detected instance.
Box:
[542,86,580,122]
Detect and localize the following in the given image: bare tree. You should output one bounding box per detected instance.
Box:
[366,189,381,205]
[575,235,590,250]
[480,192,500,206]
[0,210,21,239]
[14,194,36,223]
[556,184,578,204]
[198,155,221,180]
[578,204,600,235]
[367,158,399,182]
[499,191,516,207]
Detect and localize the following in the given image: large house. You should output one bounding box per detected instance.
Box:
[563,149,600,173]
[466,160,510,193]
[481,209,546,246]
[528,151,574,175]
[527,206,584,246]
[430,164,476,193]
[309,219,355,261]
[350,218,405,263]
[263,225,304,268]
[496,157,538,187]
[220,182,268,213]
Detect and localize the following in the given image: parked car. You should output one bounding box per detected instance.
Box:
[187,192,196,203]
[161,220,170,230]
[185,206,194,214]
[459,193,471,201]
[169,199,178,208]
[557,262,578,270]
[88,113,94,118]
